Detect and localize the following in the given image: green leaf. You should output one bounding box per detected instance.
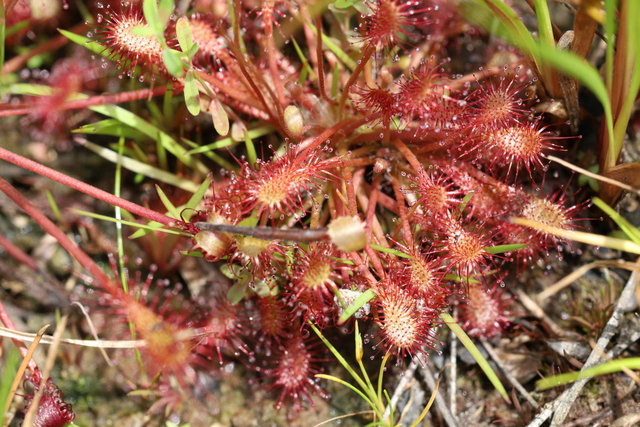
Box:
[163,48,186,78]
[184,71,201,115]
[143,0,160,34]
[209,98,229,136]
[227,279,249,304]
[188,43,199,59]
[444,273,480,284]
[176,17,194,59]
[440,312,509,402]
[315,374,376,411]
[158,0,173,29]
[180,249,204,257]
[533,0,556,85]
[334,0,357,9]
[129,25,157,37]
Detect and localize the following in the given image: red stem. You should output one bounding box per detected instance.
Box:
[265,10,286,108]
[2,22,87,75]
[315,15,335,105]
[302,116,368,154]
[195,69,268,115]
[390,173,414,247]
[338,44,376,119]
[0,148,176,227]
[365,173,381,242]
[0,176,122,297]
[0,85,181,117]
[391,139,424,175]
[0,232,39,272]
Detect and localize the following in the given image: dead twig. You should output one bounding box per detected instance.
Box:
[481,339,538,409]
[526,259,640,426]
[420,358,460,427]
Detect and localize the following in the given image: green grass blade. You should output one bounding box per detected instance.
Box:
[184,125,274,155]
[0,348,20,426]
[612,0,640,159]
[307,21,356,71]
[181,137,236,171]
[115,137,128,292]
[0,0,5,76]
[467,0,538,65]
[5,82,55,96]
[155,184,181,218]
[332,62,339,98]
[89,104,209,174]
[5,20,28,38]
[299,58,309,86]
[79,139,199,192]
[75,119,148,140]
[533,0,556,90]
[182,174,213,221]
[370,244,410,258]
[71,209,189,236]
[444,273,480,284]
[242,127,257,166]
[531,43,615,167]
[45,189,62,223]
[536,357,640,390]
[315,374,378,415]
[592,197,640,244]
[440,311,509,402]
[376,352,390,408]
[604,0,617,94]
[511,217,640,254]
[310,323,375,402]
[484,243,527,254]
[290,36,317,80]
[59,28,107,56]
[338,289,376,324]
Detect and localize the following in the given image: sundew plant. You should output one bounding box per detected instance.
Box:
[1,0,640,425]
